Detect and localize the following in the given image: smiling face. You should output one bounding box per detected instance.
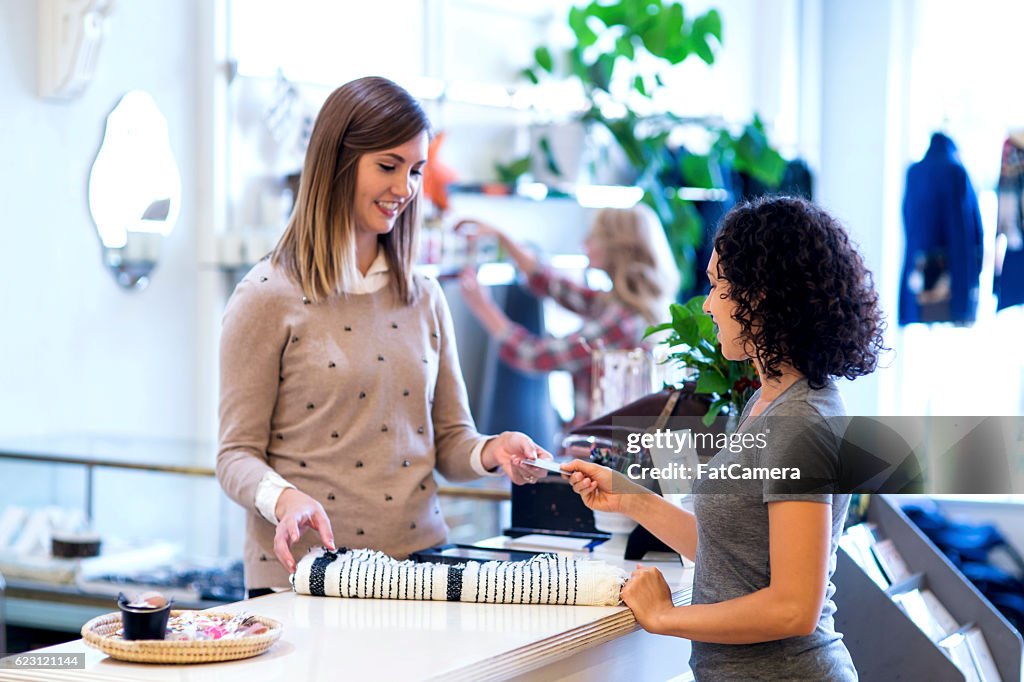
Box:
[702,249,748,361]
[352,131,429,239]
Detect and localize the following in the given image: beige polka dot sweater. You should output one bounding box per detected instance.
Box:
[217,259,487,589]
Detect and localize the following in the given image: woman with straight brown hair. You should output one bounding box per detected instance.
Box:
[217,77,551,596]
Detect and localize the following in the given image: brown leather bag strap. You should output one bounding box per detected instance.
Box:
[649,390,682,433]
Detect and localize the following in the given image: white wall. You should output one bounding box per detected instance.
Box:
[0,1,244,558]
[0,0,200,442]
[815,0,909,417]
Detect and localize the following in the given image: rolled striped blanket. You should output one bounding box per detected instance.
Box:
[291,547,627,606]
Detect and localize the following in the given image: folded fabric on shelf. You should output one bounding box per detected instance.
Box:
[291,547,627,606]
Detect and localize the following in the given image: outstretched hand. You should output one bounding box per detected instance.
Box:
[560,458,633,514]
[453,218,506,243]
[273,488,335,574]
[482,431,556,485]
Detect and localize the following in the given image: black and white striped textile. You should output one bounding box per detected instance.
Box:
[291,547,628,606]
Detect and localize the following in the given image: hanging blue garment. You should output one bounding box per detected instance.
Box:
[899,133,983,325]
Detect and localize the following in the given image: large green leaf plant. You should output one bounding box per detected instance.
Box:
[521,0,786,293]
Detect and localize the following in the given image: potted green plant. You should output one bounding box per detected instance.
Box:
[646,295,759,427]
[520,0,785,292]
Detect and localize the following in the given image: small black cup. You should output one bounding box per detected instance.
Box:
[117,594,172,640]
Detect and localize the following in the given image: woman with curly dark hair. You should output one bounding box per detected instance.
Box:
[561,196,885,681]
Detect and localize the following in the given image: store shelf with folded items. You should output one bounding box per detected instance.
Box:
[834,495,1021,682]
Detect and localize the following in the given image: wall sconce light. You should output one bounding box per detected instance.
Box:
[37,0,116,100]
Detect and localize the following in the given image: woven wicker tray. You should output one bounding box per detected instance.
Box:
[81,610,283,664]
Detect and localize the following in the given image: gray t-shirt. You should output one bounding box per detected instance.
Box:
[689,378,857,681]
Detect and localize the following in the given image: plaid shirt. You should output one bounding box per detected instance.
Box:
[497,266,651,425]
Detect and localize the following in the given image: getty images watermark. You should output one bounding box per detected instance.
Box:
[622,428,803,481]
[605,414,1024,494]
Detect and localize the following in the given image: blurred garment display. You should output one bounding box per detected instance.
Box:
[904,504,1024,633]
[734,157,815,203]
[659,145,816,298]
[706,158,813,296]
[899,133,983,325]
[995,134,1024,311]
[661,145,736,298]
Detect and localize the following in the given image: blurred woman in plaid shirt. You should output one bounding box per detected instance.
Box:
[458,203,680,426]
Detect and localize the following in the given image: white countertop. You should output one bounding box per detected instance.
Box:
[2,542,693,682]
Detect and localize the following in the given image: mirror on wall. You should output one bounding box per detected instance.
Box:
[88,90,181,290]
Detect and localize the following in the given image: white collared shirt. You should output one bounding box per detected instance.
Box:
[345,249,391,294]
[254,250,497,525]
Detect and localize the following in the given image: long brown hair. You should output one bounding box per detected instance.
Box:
[273,77,430,304]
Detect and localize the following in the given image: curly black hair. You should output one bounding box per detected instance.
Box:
[713,196,887,389]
